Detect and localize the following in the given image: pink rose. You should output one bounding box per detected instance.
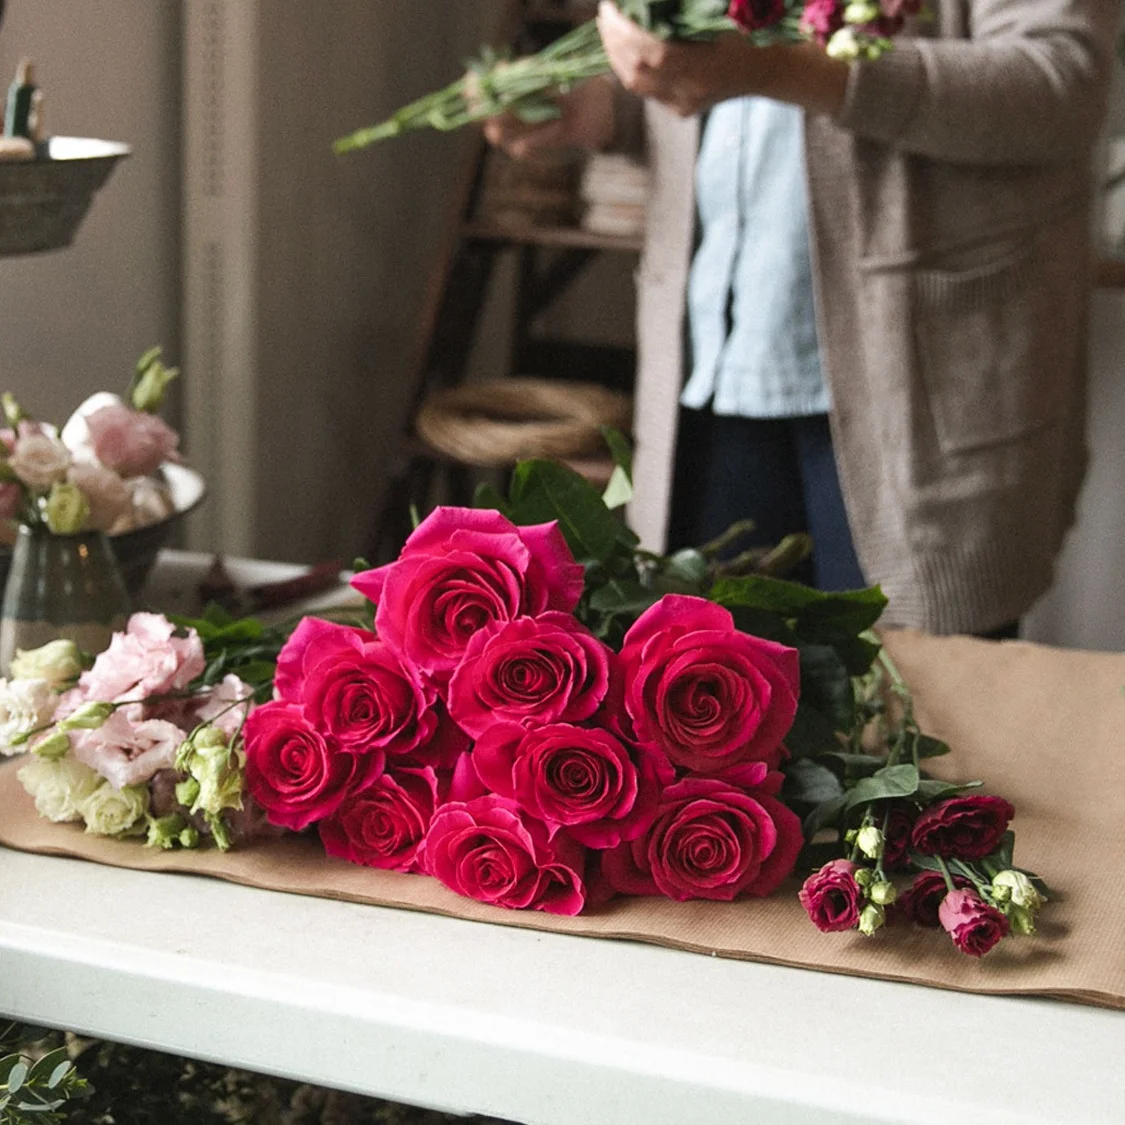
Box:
[471,720,666,848]
[422,794,586,915]
[71,711,186,789]
[79,613,205,702]
[617,595,799,773]
[279,619,438,757]
[728,0,786,30]
[797,858,864,933]
[446,612,612,738]
[910,794,1015,861]
[243,701,376,830]
[897,869,972,928]
[85,403,180,478]
[351,507,585,680]
[319,766,439,872]
[938,888,1011,957]
[602,776,803,902]
[798,0,845,41]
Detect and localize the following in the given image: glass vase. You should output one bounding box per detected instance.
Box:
[0,524,131,676]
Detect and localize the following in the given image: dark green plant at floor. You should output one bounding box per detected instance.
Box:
[0,1023,89,1124]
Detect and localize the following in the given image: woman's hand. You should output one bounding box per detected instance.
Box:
[595,0,849,118]
[481,74,617,159]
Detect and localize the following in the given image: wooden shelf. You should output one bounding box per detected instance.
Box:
[463,219,643,254]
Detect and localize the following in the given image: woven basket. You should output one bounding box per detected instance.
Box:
[415,378,633,467]
[0,136,130,257]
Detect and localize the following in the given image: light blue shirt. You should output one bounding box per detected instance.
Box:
[681,97,829,418]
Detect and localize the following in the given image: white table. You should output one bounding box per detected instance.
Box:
[2,552,1123,1125]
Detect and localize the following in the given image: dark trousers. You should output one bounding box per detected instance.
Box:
[668,409,865,592]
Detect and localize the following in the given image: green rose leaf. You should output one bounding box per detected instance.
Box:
[844,763,921,810]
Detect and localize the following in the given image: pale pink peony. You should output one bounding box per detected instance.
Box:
[71,710,187,789]
[85,403,180,478]
[79,613,206,702]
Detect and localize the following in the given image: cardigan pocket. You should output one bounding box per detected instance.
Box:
[908,238,1067,455]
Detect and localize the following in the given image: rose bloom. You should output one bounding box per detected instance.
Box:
[422,794,586,915]
[602,776,803,902]
[446,612,612,738]
[79,613,205,702]
[85,402,180,478]
[351,507,585,681]
[617,594,799,773]
[243,701,377,831]
[896,869,972,929]
[76,779,149,836]
[319,766,439,872]
[8,431,71,491]
[798,858,864,933]
[938,888,1011,957]
[471,720,667,849]
[728,0,786,31]
[910,794,1015,861]
[799,0,845,41]
[288,624,438,758]
[70,710,186,789]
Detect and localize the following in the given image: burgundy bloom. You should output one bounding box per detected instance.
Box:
[798,858,864,933]
[910,794,1015,861]
[728,0,786,30]
[798,0,845,42]
[938,889,1011,957]
[881,801,917,871]
[896,869,971,928]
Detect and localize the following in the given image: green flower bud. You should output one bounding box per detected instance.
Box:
[858,902,886,936]
[826,27,862,61]
[178,824,201,849]
[206,811,232,852]
[844,0,880,22]
[855,825,884,860]
[10,638,84,686]
[869,880,898,906]
[853,866,875,887]
[31,730,71,761]
[44,481,90,535]
[175,777,201,809]
[1007,905,1037,936]
[130,354,179,413]
[992,870,1044,911]
[146,812,188,850]
[58,701,114,731]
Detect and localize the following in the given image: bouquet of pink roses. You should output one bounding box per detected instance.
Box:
[2,458,1046,958]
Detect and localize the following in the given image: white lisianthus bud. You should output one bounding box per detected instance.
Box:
[858,902,886,936]
[31,730,72,761]
[826,27,862,60]
[0,676,57,753]
[992,869,1045,911]
[10,638,84,687]
[131,354,179,414]
[17,753,102,822]
[58,701,114,731]
[146,812,188,849]
[853,865,874,887]
[856,825,884,860]
[44,481,90,534]
[8,431,71,491]
[869,880,897,906]
[1007,905,1037,936]
[77,780,149,836]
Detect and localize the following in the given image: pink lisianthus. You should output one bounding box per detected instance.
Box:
[242,701,378,831]
[798,0,846,42]
[422,794,586,915]
[84,402,180,479]
[471,720,667,849]
[319,766,440,872]
[350,507,585,681]
[7,431,71,491]
[617,594,799,773]
[896,869,972,928]
[938,888,1011,957]
[728,0,786,31]
[798,858,864,932]
[66,459,132,532]
[910,794,1015,861]
[602,776,803,902]
[79,613,205,703]
[446,612,613,738]
[71,710,187,789]
[0,481,22,520]
[191,673,255,740]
